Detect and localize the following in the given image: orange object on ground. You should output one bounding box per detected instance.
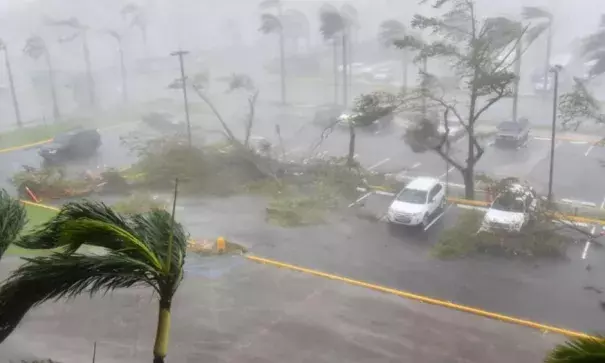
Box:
[216,237,226,253]
[24,186,40,203]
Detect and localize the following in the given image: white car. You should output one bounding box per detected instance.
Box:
[387,177,446,227]
[481,183,538,232]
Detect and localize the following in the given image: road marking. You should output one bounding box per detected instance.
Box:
[412,162,421,169]
[0,138,53,153]
[348,192,373,207]
[368,158,390,171]
[570,141,588,145]
[533,137,551,141]
[582,226,596,260]
[585,145,595,156]
[246,255,594,339]
[439,166,455,179]
[423,204,451,231]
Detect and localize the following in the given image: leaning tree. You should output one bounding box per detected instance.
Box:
[259,0,286,105]
[356,0,530,199]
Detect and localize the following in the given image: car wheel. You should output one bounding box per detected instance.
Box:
[421,214,430,228]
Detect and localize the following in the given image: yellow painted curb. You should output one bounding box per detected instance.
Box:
[447,197,489,207]
[0,138,53,154]
[20,200,59,212]
[246,254,595,339]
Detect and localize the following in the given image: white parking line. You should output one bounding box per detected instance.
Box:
[585,145,595,156]
[582,226,596,260]
[534,137,551,141]
[423,204,452,231]
[368,158,390,171]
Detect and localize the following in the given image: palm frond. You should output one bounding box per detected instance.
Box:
[17,200,132,250]
[522,6,553,21]
[525,22,549,45]
[259,13,282,34]
[128,209,188,274]
[545,336,605,362]
[0,253,156,344]
[319,10,345,40]
[23,36,46,59]
[582,29,605,56]
[379,19,405,47]
[0,190,26,259]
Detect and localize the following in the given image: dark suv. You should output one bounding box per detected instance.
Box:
[39,128,102,164]
[495,119,530,148]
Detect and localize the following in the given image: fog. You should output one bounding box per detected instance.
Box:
[0,0,602,129]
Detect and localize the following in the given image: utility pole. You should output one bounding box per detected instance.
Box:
[512,39,522,122]
[2,45,22,127]
[547,65,561,205]
[171,50,192,148]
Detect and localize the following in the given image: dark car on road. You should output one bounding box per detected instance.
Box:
[39,128,102,164]
[494,119,530,148]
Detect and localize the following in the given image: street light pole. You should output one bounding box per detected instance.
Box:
[171,50,192,148]
[547,65,561,205]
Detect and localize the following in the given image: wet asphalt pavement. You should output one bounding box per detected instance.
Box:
[0,256,562,363]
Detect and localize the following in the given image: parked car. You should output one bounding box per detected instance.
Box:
[313,104,346,128]
[387,177,446,228]
[39,128,102,164]
[494,118,530,148]
[336,110,394,132]
[480,182,538,232]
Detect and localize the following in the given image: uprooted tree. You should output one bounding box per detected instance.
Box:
[355,0,541,199]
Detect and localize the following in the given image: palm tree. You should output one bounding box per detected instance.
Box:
[581,14,605,77]
[0,189,27,259]
[259,0,286,105]
[282,9,310,53]
[0,40,22,127]
[0,197,188,363]
[103,29,128,104]
[340,4,359,92]
[522,6,553,93]
[45,17,96,108]
[319,4,348,106]
[23,35,61,121]
[122,2,149,55]
[544,336,605,362]
[379,19,408,92]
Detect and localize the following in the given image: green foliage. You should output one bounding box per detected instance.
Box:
[259,13,282,34]
[351,92,398,126]
[319,7,345,40]
[432,210,569,259]
[0,200,188,348]
[112,192,167,214]
[558,78,604,130]
[0,190,27,258]
[545,336,605,363]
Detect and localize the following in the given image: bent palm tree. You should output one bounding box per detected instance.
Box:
[522,6,553,92]
[0,189,27,258]
[0,199,188,363]
[581,14,605,77]
[545,336,605,362]
[259,0,286,104]
[23,35,61,120]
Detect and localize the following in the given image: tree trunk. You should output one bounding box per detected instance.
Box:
[152,299,172,363]
[278,29,286,105]
[341,32,348,107]
[512,39,521,122]
[332,39,338,104]
[82,33,96,108]
[401,49,408,93]
[44,51,61,121]
[347,122,356,167]
[4,48,22,127]
[462,168,474,200]
[543,22,552,94]
[347,30,353,94]
[119,41,128,105]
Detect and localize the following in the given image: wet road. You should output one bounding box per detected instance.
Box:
[177,194,605,334]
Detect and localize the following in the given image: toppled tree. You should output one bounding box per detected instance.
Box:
[558,77,605,131]
[355,0,540,200]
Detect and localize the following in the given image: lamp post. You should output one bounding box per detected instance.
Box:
[547,65,561,205]
[171,50,192,148]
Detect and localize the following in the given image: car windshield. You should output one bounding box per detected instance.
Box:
[497,122,520,132]
[396,188,428,204]
[491,193,525,213]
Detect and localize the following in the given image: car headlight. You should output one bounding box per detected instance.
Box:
[46,149,57,154]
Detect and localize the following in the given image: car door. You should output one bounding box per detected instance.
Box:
[427,184,443,214]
